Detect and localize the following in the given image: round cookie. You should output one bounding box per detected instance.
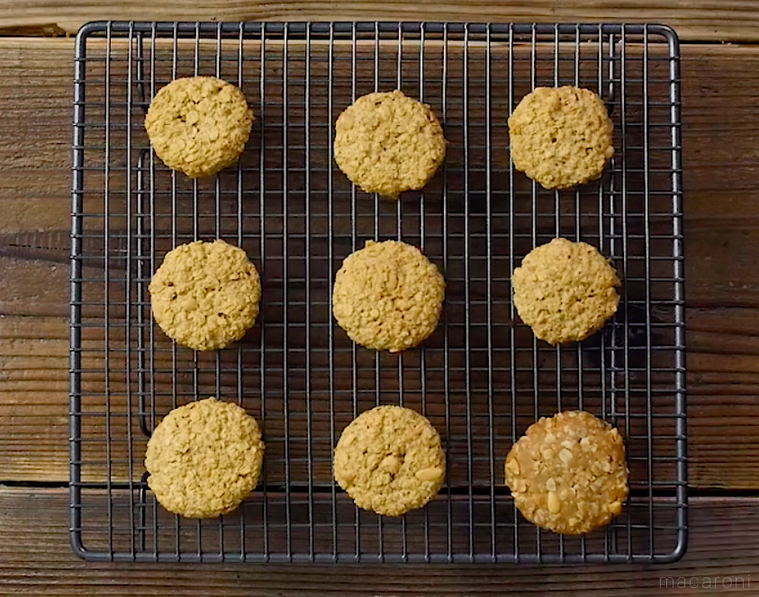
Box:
[505,410,628,535]
[332,240,445,352]
[149,239,261,351]
[145,398,265,518]
[334,90,446,198]
[145,76,253,178]
[512,237,620,345]
[508,86,614,189]
[334,405,445,516]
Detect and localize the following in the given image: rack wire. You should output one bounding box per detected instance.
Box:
[70,21,686,563]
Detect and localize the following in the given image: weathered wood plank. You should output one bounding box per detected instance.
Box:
[0,488,755,596]
[0,40,757,490]
[0,1,757,42]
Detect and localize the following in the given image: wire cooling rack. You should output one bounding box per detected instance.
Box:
[70,21,686,563]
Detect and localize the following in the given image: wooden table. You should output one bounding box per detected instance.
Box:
[1,2,758,595]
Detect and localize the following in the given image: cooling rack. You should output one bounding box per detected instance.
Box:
[70,21,686,563]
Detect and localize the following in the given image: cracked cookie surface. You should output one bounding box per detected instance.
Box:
[149,239,261,351]
[505,410,628,535]
[334,405,445,516]
[334,90,446,198]
[332,240,445,352]
[512,237,620,345]
[145,76,253,178]
[145,398,265,518]
[508,86,614,189]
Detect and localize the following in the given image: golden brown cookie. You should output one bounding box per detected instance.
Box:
[149,239,261,351]
[145,398,265,518]
[508,86,614,189]
[512,237,620,345]
[505,410,628,535]
[332,240,445,352]
[334,90,446,198]
[334,405,445,516]
[145,76,253,178]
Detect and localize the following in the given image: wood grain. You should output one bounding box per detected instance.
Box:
[0,488,755,596]
[0,39,757,491]
[0,1,757,42]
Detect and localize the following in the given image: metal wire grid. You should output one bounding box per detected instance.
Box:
[70,21,686,563]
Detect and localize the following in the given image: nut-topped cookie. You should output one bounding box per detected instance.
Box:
[334,90,446,198]
[334,405,445,516]
[332,240,445,352]
[145,76,253,178]
[508,86,614,189]
[505,410,628,535]
[145,398,265,518]
[149,239,261,351]
[512,237,620,345]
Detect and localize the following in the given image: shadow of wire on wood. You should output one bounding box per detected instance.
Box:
[69,21,686,563]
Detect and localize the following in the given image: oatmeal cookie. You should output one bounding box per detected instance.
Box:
[512,237,620,345]
[334,90,446,198]
[145,76,253,178]
[505,410,628,535]
[508,86,614,189]
[334,405,445,516]
[149,239,261,351]
[145,398,265,518]
[332,240,445,352]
